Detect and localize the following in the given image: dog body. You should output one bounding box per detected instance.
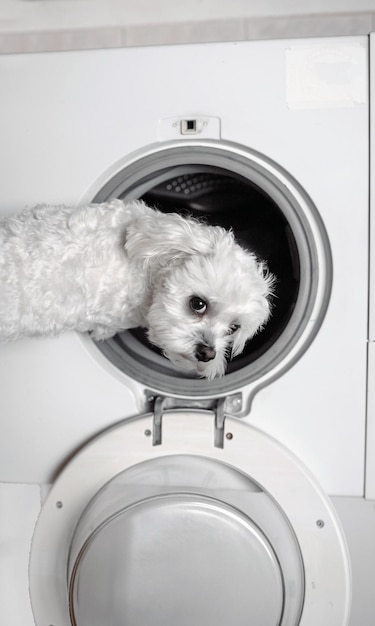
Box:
[0,199,273,378]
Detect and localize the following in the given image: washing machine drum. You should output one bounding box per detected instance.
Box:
[29,411,351,626]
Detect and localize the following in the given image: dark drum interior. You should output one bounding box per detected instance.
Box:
[116,166,300,377]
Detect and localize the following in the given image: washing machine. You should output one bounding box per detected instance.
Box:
[0,34,374,626]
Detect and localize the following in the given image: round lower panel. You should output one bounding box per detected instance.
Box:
[70,495,283,626]
[67,454,304,625]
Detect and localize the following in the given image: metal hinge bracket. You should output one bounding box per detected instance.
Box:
[146,391,242,448]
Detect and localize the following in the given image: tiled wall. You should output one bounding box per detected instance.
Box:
[0,0,375,53]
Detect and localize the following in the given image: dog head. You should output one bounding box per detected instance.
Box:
[127,208,274,379]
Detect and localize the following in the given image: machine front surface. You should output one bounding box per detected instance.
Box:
[0,35,370,626]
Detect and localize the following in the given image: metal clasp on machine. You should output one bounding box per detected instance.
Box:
[146,392,243,448]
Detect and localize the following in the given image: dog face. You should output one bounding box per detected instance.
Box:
[124,205,274,379]
[146,245,273,379]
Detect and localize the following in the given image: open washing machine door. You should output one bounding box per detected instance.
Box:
[29,409,350,626]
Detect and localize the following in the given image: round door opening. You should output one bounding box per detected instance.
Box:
[91,141,331,395]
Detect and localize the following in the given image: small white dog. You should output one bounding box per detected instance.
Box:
[0,199,273,379]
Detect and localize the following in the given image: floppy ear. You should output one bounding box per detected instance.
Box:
[231,329,249,359]
[125,210,231,267]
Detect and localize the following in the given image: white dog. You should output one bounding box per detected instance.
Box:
[0,199,273,379]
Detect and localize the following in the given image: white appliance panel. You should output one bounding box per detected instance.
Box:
[0,37,369,494]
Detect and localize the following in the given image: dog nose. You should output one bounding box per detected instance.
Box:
[195,343,216,362]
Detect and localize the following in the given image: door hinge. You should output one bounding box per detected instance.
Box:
[145,392,242,448]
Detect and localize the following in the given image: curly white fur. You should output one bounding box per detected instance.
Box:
[0,199,274,379]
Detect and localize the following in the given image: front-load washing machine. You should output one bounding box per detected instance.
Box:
[0,35,374,626]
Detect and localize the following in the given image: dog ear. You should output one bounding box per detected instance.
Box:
[231,307,267,359]
[125,210,231,267]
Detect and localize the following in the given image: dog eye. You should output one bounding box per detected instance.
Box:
[189,296,207,315]
[227,323,241,335]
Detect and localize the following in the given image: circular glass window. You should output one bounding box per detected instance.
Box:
[92,141,331,396]
[68,456,304,626]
